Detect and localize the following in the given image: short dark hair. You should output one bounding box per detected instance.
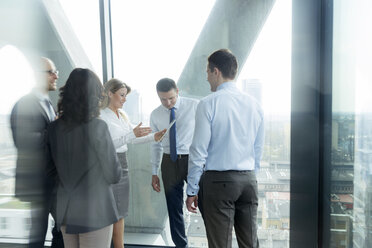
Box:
[208,49,238,79]
[57,68,103,125]
[156,78,177,92]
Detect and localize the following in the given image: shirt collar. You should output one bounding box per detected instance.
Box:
[103,107,120,118]
[216,81,236,91]
[173,96,181,110]
[161,95,181,111]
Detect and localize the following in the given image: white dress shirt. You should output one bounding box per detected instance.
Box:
[187,82,265,196]
[100,108,155,153]
[150,96,199,175]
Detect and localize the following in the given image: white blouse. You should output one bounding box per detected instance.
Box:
[100,108,155,153]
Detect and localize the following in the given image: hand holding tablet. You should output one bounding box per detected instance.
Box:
[158,119,176,142]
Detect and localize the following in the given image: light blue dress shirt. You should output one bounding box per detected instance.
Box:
[186,82,264,196]
[150,96,199,175]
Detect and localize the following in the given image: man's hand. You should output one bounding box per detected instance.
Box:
[154,129,167,142]
[151,175,161,192]
[186,195,198,213]
[133,122,152,137]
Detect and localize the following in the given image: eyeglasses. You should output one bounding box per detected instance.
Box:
[44,70,59,76]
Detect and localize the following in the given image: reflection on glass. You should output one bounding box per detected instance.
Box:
[0,45,41,244]
[331,0,372,247]
[59,0,103,79]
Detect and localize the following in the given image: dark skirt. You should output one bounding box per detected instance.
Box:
[112,152,129,219]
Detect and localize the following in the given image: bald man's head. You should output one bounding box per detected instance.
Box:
[35,57,58,92]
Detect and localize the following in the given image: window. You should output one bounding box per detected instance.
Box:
[331,0,372,247]
[59,0,103,78]
[110,0,291,246]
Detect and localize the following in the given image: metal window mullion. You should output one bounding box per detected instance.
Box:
[99,0,114,82]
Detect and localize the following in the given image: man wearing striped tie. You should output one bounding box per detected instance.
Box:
[150,78,199,248]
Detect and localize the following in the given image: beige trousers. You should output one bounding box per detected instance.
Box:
[61,224,113,248]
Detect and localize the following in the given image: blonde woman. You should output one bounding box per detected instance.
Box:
[100,78,165,248]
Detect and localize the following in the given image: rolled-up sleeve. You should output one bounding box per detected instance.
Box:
[150,112,163,175]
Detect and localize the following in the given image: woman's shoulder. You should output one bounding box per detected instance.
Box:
[99,107,110,119]
[91,117,108,127]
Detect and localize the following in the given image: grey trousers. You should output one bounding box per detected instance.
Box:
[199,170,259,248]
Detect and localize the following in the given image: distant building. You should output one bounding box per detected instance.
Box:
[330,214,353,248]
[353,113,372,247]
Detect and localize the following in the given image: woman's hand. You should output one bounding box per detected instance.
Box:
[133,122,152,137]
[154,129,167,142]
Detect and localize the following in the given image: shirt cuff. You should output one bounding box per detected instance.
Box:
[186,183,199,196]
[152,166,159,175]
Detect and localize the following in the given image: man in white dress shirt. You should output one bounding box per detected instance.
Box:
[186,49,264,248]
[150,78,199,248]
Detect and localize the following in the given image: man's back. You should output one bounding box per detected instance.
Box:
[191,82,264,172]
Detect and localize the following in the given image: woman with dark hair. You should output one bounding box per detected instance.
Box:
[100,78,166,248]
[47,68,121,248]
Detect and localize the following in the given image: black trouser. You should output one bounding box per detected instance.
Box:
[199,170,259,248]
[28,180,64,248]
[161,154,188,248]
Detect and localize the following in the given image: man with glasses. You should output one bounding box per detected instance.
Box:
[10,57,64,247]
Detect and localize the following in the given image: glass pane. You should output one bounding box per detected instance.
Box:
[238,1,291,247]
[331,0,372,247]
[0,0,103,245]
[59,0,103,79]
[111,0,291,247]
[0,45,35,244]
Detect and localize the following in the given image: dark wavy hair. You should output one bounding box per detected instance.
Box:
[57,68,103,125]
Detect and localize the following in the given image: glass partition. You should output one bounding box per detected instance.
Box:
[331,0,372,247]
[0,0,102,245]
[59,0,103,79]
[111,0,291,246]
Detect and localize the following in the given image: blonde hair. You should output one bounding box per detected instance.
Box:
[101,78,131,109]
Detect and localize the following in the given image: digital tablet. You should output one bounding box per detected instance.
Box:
[159,119,176,141]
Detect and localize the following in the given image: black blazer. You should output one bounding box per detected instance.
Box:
[10,93,54,201]
[47,118,121,234]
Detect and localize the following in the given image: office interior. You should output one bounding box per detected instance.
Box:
[0,0,371,247]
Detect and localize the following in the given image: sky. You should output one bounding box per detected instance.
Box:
[0,0,292,117]
[238,0,292,115]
